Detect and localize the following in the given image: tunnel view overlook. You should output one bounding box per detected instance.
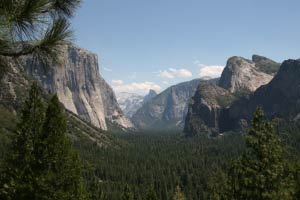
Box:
[1,0,300,200]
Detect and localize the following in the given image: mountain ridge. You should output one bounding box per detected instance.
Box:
[131,78,218,130]
[184,55,282,136]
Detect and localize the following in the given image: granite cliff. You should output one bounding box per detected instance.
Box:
[131,79,217,130]
[218,56,275,93]
[23,44,133,130]
[220,59,300,132]
[184,82,234,137]
[184,55,281,136]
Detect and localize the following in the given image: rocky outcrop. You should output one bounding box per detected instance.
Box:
[218,56,274,93]
[184,55,281,136]
[23,44,133,130]
[184,83,235,137]
[98,77,134,128]
[131,79,215,130]
[219,59,300,132]
[0,58,31,111]
[252,55,280,75]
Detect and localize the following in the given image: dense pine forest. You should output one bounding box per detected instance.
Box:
[75,118,300,200]
[2,85,300,199]
[76,131,245,200]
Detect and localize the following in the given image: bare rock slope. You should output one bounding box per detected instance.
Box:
[218,56,274,93]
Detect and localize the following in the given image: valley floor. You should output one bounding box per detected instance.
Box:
[74,131,245,200]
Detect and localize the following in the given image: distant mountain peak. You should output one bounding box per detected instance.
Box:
[148,89,157,95]
[116,92,144,118]
[143,89,157,104]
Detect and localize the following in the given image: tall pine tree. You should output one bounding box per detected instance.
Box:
[146,187,158,200]
[0,82,45,199]
[0,84,88,199]
[37,94,88,200]
[223,107,294,200]
[122,184,134,200]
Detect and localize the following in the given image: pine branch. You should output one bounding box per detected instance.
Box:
[0,0,81,60]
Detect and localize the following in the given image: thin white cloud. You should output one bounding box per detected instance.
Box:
[162,81,169,85]
[178,69,192,77]
[159,70,175,78]
[113,81,161,94]
[103,67,112,72]
[199,65,225,78]
[112,79,123,85]
[158,68,192,79]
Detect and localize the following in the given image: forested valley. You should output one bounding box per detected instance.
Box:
[1,0,300,199]
[2,84,300,199]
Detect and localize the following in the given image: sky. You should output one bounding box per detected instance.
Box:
[72,0,300,95]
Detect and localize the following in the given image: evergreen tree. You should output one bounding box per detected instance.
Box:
[224,107,294,200]
[146,187,158,200]
[172,185,186,200]
[0,82,45,199]
[0,0,80,59]
[0,84,88,199]
[122,184,134,200]
[88,176,106,200]
[37,95,88,199]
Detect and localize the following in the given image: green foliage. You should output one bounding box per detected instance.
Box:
[223,107,295,200]
[74,131,245,200]
[0,106,16,131]
[38,95,88,199]
[0,82,45,199]
[233,88,252,98]
[87,176,106,200]
[2,85,300,199]
[0,0,81,60]
[253,55,281,75]
[0,83,88,200]
[216,94,236,108]
[122,184,134,200]
[0,106,14,163]
[146,187,159,200]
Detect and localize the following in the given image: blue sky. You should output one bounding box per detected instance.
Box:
[72,0,300,95]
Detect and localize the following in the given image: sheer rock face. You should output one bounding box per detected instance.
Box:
[184,83,234,137]
[143,89,157,104]
[220,59,300,132]
[131,79,215,130]
[98,77,134,128]
[218,56,274,93]
[23,44,133,130]
[184,55,281,136]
